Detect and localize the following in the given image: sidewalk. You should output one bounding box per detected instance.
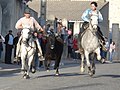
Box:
[0,63,21,76]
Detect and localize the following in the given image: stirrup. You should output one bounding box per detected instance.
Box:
[15,56,20,60]
[39,56,45,61]
[75,50,80,53]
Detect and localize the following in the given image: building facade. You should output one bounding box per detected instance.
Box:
[106,0,120,60]
[28,0,109,37]
[0,0,38,62]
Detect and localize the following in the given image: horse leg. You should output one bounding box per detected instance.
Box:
[84,51,93,76]
[31,56,36,74]
[21,55,27,75]
[91,62,95,75]
[95,47,101,61]
[80,53,85,73]
[91,53,96,75]
[55,68,59,76]
[25,56,34,79]
[46,60,51,72]
[54,56,61,76]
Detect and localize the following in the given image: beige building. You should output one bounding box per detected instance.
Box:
[28,0,109,36]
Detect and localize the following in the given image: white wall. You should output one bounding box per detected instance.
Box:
[106,0,120,28]
[73,21,80,35]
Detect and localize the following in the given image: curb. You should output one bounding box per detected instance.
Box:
[0,63,21,76]
[0,68,21,76]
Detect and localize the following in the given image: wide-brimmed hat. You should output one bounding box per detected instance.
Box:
[24,9,30,14]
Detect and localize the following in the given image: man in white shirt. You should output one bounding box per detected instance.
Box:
[15,8,45,61]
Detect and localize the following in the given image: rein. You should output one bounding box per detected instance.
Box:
[21,36,36,50]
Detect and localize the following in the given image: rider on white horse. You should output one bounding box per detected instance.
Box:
[78,2,105,50]
[15,8,45,61]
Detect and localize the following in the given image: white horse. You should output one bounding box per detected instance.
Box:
[79,17,101,76]
[20,28,36,79]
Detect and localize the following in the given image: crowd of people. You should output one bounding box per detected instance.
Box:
[0,30,116,65]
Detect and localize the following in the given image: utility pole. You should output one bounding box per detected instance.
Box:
[40,0,46,28]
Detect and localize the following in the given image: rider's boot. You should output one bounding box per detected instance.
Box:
[95,26,106,51]
[15,36,22,60]
[35,39,45,61]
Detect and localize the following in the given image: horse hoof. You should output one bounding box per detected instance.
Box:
[88,71,94,77]
[31,69,36,74]
[55,73,59,76]
[23,74,27,78]
[80,67,85,73]
[23,75,30,79]
[97,55,101,61]
[47,70,50,72]
[89,72,93,77]
[92,70,95,75]
[101,59,105,64]
[26,75,30,79]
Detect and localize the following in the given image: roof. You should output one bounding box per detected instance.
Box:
[46,1,107,21]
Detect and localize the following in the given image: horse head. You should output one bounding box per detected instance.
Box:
[21,28,32,44]
[89,14,99,31]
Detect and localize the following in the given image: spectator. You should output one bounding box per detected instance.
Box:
[4,30,14,64]
[72,35,79,60]
[67,35,73,59]
[61,26,67,41]
[109,41,115,63]
[104,37,109,60]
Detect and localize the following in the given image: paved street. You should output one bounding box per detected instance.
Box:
[0,60,120,90]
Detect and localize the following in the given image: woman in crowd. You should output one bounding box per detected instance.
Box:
[109,41,115,63]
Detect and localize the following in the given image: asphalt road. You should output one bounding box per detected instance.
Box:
[0,60,120,90]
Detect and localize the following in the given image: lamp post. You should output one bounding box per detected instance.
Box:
[40,0,46,28]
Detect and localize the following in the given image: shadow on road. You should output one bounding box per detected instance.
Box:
[36,72,86,79]
[93,74,120,78]
[48,83,104,90]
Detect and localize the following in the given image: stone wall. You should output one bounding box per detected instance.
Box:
[112,24,120,60]
[0,0,23,36]
[0,0,23,62]
[99,2,109,37]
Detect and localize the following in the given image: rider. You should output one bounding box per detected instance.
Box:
[78,1,105,50]
[15,8,45,61]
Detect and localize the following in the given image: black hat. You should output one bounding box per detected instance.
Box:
[24,9,30,14]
